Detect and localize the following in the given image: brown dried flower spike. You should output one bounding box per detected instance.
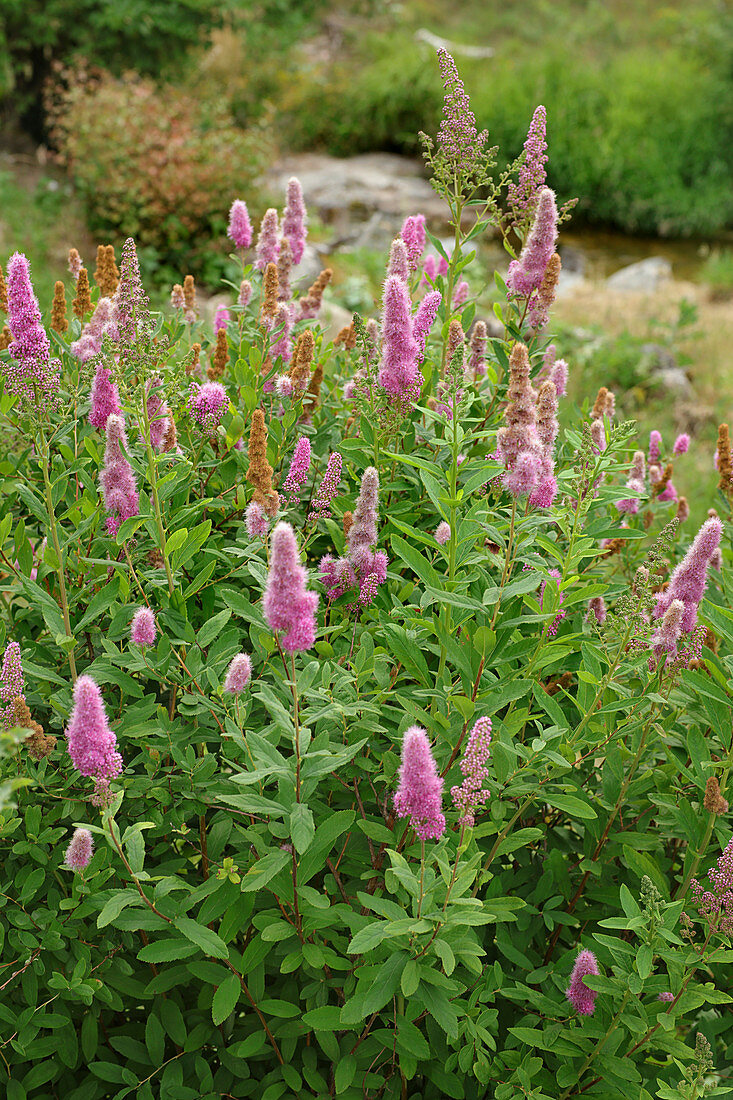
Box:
[246,409,279,516]
[51,281,68,333]
[72,268,93,319]
[183,275,196,313]
[12,697,56,761]
[703,776,729,815]
[0,263,7,312]
[94,244,120,298]
[290,330,315,395]
[717,424,733,496]
[0,325,11,351]
[259,262,279,328]
[207,329,229,380]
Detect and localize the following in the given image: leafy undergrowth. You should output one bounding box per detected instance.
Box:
[1,52,733,1100]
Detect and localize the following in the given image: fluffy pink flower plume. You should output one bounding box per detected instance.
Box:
[421,254,448,287]
[276,374,293,398]
[65,828,94,872]
[270,302,293,362]
[691,835,733,936]
[468,321,487,378]
[550,358,568,398]
[224,653,252,694]
[347,467,379,571]
[529,380,559,509]
[0,641,24,704]
[387,238,410,281]
[617,450,646,515]
[651,599,684,665]
[507,105,548,221]
[673,433,690,455]
[100,415,139,538]
[413,290,442,365]
[89,364,122,430]
[435,48,489,177]
[590,419,606,453]
[255,208,280,271]
[68,251,83,280]
[400,214,426,271]
[66,675,122,780]
[565,949,600,1016]
[239,280,252,309]
[276,239,293,302]
[71,297,120,363]
[654,517,723,633]
[131,607,156,648]
[116,238,149,356]
[309,452,342,521]
[453,280,469,307]
[649,430,663,466]
[283,436,311,502]
[2,252,60,413]
[228,199,252,250]
[263,522,319,653]
[188,381,228,435]
[539,569,566,636]
[1,640,24,730]
[586,596,607,626]
[451,716,492,827]
[394,726,446,840]
[378,275,421,401]
[498,344,541,497]
[657,480,678,504]
[245,501,270,539]
[435,521,451,546]
[145,376,169,450]
[214,306,230,334]
[506,188,558,298]
[282,177,307,266]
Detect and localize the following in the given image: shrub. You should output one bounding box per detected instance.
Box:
[1,57,733,1099]
[48,71,271,280]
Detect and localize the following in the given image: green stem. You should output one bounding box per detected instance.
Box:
[40,439,77,681]
[440,201,464,377]
[676,740,733,900]
[559,990,631,1100]
[140,390,174,596]
[472,796,533,897]
[417,837,426,919]
[490,498,517,630]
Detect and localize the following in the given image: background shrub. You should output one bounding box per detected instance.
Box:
[48,71,271,281]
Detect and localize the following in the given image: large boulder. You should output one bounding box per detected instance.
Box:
[606,257,672,293]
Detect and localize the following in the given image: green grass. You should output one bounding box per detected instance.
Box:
[0,166,91,304]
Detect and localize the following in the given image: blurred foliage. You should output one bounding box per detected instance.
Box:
[0,0,231,133]
[698,250,733,302]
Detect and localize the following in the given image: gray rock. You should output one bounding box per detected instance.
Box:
[606,257,672,293]
[640,342,677,373]
[652,367,692,399]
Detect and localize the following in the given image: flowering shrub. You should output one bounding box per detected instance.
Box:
[1,51,733,1100]
[47,70,270,274]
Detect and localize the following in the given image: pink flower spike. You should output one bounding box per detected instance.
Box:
[393,726,446,840]
[3,252,60,414]
[65,675,122,780]
[673,433,690,456]
[506,188,558,298]
[65,828,94,872]
[0,641,24,704]
[413,290,442,365]
[379,275,421,403]
[89,364,122,430]
[451,716,492,827]
[400,214,426,272]
[100,415,139,538]
[228,199,252,250]
[653,517,723,633]
[283,436,311,502]
[263,522,319,654]
[214,306,230,334]
[649,430,663,466]
[435,521,451,545]
[245,501,270,539]
[388,238,410,282]
[224,653,252,694]
[188,381,228,435]
[282,177,307,265]
[131,607,156,648]
[238,280,252,309]
[309,452,343,521]
[255,208,280,271]
[566,949,600,1016]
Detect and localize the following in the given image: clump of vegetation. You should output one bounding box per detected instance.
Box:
[1,51,732,1100]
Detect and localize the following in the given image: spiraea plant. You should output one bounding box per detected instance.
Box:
[1,51,732,1100]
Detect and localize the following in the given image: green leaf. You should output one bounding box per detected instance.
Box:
[145,1014,165,1065]
[212,973,241,1025]
[174,916,229,959]
[164,528,188,557]
[390,534,442,588]
[138,938,200,963]
[290,804,315,855]
[301,1005,343,1030]
[335,1053,357,1093]
[544,792,597,820]
[241,849,291,892]
[197,608,232,648]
